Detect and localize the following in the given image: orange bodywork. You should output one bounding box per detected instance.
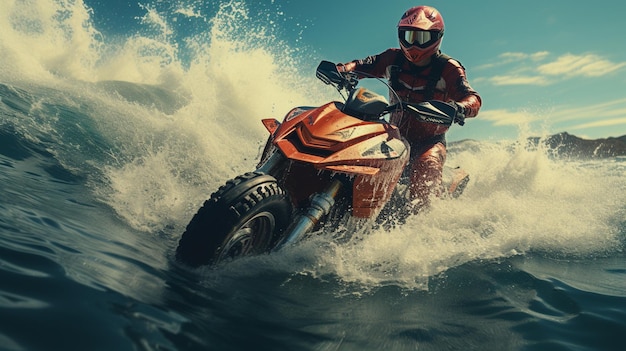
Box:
[265,102,410,218]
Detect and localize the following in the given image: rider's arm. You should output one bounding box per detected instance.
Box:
[442,60,482,118]
[336,49,399,78]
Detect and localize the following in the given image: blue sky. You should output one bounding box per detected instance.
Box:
[84,0,626,141]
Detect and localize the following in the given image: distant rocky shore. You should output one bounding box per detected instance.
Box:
[527,132,626,158]
[449,132,626,158]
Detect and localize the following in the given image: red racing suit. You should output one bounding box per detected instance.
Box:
[338,49,482,208]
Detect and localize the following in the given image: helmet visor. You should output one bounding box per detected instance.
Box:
[400,30,441,48]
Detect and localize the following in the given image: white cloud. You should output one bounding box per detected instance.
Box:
[476,51,550,70]
[549,98,626,125]
[530,51,550,61]
[499,52,529,61]
[479,98,626,134]
[537,53,626,77]
[477,109,543,126]
[570,117,626,130]
[479,52,626,86]
[488,75,549,86]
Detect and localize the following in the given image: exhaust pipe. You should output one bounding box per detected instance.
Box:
[275,180,343,250]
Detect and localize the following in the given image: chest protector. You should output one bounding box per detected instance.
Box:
[388,52,453,100]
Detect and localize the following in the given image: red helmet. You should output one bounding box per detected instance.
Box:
[397,6,445,64]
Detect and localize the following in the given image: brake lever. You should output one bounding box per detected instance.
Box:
[454,113,466,126]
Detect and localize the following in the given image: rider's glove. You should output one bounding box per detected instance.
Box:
[342,72,359,90]
[452,102,466,126]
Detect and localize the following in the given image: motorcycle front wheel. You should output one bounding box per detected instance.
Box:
[175,172,292,267]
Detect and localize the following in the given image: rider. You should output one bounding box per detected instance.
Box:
[336,5,482,210]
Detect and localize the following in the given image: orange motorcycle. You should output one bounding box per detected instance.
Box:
[175,61,468,267]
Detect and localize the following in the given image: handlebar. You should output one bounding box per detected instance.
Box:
[316,60,465,126]
[315,60,358,91]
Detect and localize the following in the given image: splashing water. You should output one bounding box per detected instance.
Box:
[0,0,331,232]
[311,142,624,290]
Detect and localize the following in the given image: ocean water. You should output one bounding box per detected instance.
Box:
[1,1,625,350]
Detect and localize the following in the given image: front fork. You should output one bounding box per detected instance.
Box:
[256,149,283,175]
